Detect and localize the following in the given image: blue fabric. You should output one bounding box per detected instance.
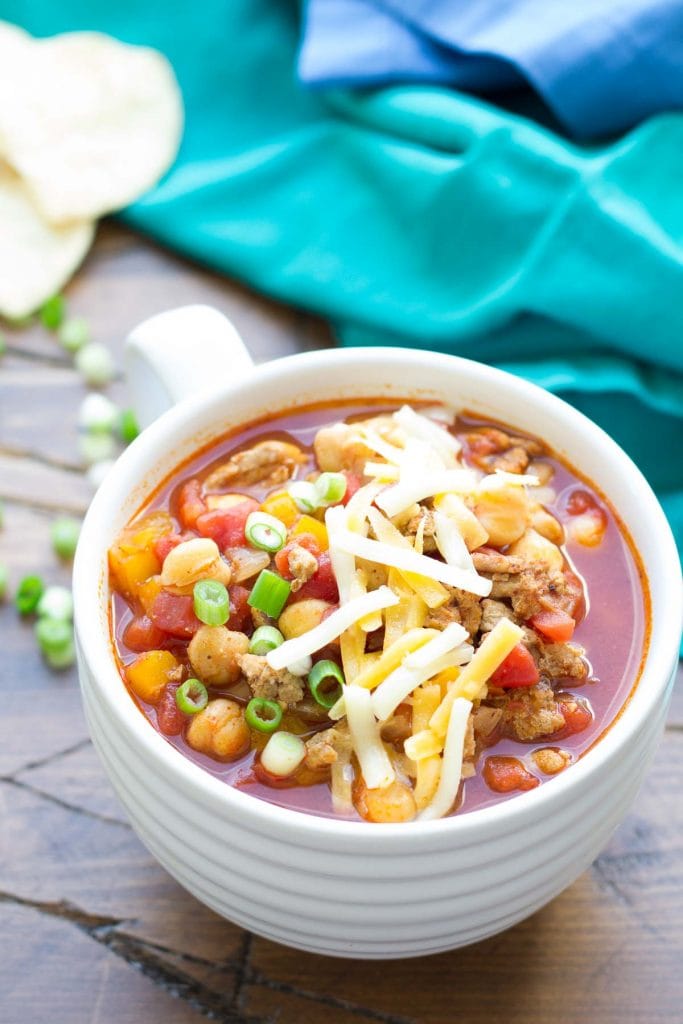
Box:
[3,0,683,592]
[300,0,683,139]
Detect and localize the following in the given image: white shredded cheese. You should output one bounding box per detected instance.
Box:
[433,509,477,573]
[357,428,405,465]
[403,622,469,670]
[325,505,356,604]
[481,470,540,491]
[375,469,477,519]
[371,645,473,723]
[363,461,400,481]
[393,405,461,464]
[333,524,492,597]
[418,698,472,821]
[344,684,395,790]
[266,586,399,670]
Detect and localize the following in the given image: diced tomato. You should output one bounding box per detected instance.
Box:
[291,552,339,603]
[529,609,576,644]
[227,584,251,631]
[274,534,321,578]
[557,696,593,737]
[566,489,597,516]
[177,479,206,529]
[156,684,184,735]
[196,498,259,551]
[154,532,194,564]
[123,614,166,652]
[341,471,362,505]
[149,592,200,638]
[483,756,540,793]
[489,643,539,689]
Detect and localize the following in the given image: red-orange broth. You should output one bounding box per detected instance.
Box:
[110,401,649,820]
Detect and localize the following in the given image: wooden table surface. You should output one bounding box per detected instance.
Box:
[1,223,681,1024]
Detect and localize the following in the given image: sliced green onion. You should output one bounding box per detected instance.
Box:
[288,481,318,513]
[245,511,287,553]
[0,331,7,357]
[308,659,345,709]
[87,459,115,490]
[51,517,81,559]
[315,471,347,506]
[79,430,116,466]
[75,342,115,386]
[35,617,75,669]
[40,294,66,330]
[247,569,291,618]
[249,625,285,656]
[0,562,8,601]
[118,408,140,444]
[37,585,73,621]
[260,731,306,777]
[79,393,119,433]
[245,697,283,734]
[193,579,230,625]
[175,678,208,715]
[15,575,44,615]
[58,316,90,352]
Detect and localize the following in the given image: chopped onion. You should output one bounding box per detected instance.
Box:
[266,585,399,670]
[418,698,472,821]
[344,684,395,790]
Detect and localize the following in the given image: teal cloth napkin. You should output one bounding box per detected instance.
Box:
[4,0,683,570]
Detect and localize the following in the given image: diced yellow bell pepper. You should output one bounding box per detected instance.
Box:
[126,650,179,704]
[260,490,299,527]
[291,514,329,551]
[137,575,164,615]
[109,547,161,600]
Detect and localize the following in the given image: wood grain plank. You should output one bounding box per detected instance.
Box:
[0,454,92,513]
[1,903,212,1024]
[0,690,87,776]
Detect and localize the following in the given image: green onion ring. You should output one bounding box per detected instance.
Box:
[245,697,283,734]
[193,579,230,626]
[175,678,209,715]
[307,659,345,709]
[249,625,285,656]
[245,511,287,553]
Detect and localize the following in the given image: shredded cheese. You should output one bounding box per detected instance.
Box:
[368,508,449,609]
[325,505,356,604]
[411,683,442,810]
[334,523,493,597]
[403,622,469,669]
[418,698,473,821]
[481,470,540,491]
[357,428,405,466]
[266,586,399,670]
[433,509,476,573]
[429,617,523,738]
[404,729,442,761]
[383,569,428,650]
[344,684,395,790]
[393,405,461,464]
[363,461,400,481]
[372,645,473,722]
[375,469,477,519]
[432,492,488,551]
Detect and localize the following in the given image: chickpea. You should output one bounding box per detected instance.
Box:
[474,484,529,547]
[188,626,249,686]
[186,698,250,760]
[530,505,565,545]
[353,778,417,823]
[160,537,231,590]
[278,598,332,640]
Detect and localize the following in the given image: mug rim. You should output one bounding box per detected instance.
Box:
[74,345,682,841]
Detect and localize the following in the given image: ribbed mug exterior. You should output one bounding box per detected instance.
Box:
[73,338,682,960]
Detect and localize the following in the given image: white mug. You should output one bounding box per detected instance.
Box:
[73,305,682,959]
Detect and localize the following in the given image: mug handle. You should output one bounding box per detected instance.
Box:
[124,305,255,429]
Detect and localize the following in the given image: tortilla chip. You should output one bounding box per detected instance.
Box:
[0,30,183,225]
[0,161,94,318]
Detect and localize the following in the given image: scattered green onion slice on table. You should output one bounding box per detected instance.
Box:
[245,697,283,734]
[40,294,66,330]
[175,678,209,715]
[249,625,284,656]
[15,575,44,615]
[308,659,345,709]
[0,331,6,358]
[57,316,90,352]
[288,481,318,513]
[35,617,75,669]
[78,393,119,433]
[118,409,140,444]
[314,472,347,506]
[37,585,74,622]
[260,731,306,777]
[79,430,117,465]
[75,341,115,385]
[193,579,230,626]
[0,562,8,602]
[51,517,81,559]
[245,511,287,553]
[248,570,291,618]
